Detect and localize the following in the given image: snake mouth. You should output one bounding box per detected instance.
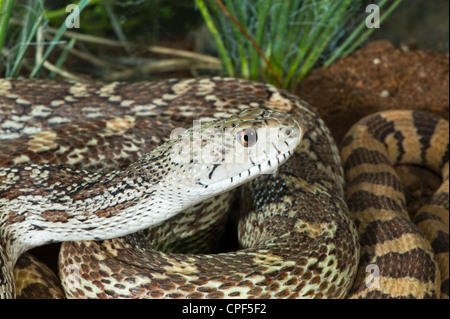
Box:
[200,149,294,192]
[256,149,293,175]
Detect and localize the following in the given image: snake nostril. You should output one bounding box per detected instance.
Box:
[280,127,293,138]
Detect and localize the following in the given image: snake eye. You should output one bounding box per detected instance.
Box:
[237,127,257,147]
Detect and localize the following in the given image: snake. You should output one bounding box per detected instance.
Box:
[0,77,448,299]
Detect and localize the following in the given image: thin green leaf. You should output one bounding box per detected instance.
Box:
[9,1,45,77]
[252,0,271,79]
[0,0,15,58]
[30,0,91,78]
[195,0,233,76]
[49,37,76,78]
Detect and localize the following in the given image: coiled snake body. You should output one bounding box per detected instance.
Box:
[0,77,448,299]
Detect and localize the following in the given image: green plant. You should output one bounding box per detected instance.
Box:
[0,0,91,78]
[196,0,402,89]
[0,0,206,79]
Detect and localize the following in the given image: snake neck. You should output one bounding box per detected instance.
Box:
[1,159,188,253]
[1,109,302,255]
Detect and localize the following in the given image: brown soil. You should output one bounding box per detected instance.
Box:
[296,40,449,144]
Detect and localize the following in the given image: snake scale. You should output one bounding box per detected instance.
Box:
[0,77,448,299]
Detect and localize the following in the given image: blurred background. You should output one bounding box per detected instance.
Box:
[0,0,447,86]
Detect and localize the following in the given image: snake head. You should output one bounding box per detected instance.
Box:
[166,108,303,196]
